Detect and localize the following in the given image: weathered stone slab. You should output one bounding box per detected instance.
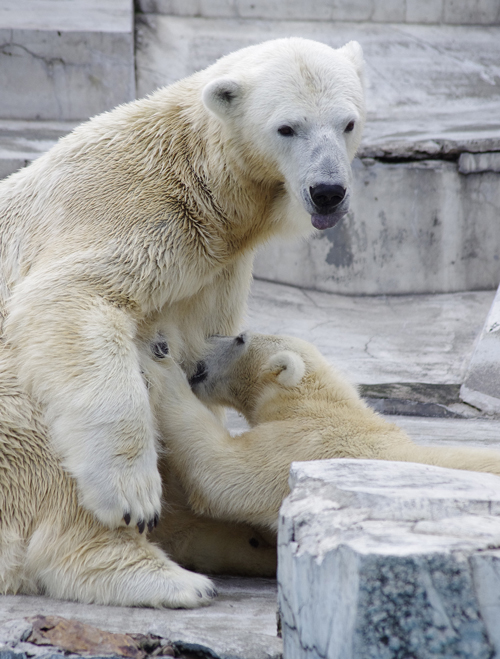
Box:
[458,151,500,174]
[461,283,500,414]
[278,459,500,659]
[136,0,500,24]
[0,0,135,121]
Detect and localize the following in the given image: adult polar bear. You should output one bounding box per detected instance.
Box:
[0,40,365,535]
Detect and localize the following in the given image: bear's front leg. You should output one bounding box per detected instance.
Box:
[5,273,162,530]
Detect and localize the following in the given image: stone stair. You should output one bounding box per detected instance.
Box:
[0,0,135,177]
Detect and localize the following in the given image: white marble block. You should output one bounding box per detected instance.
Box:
[278,459,500,659]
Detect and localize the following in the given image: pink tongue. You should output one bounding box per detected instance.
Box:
[311,214,342,230]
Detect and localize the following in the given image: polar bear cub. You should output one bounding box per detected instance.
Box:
[158,332,500,532]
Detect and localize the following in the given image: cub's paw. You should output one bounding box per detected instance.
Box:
[77,447,163,531]
[155,565,218,609]
[114,555,217,609]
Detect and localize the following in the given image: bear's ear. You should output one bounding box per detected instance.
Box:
[266,351,306,387]
[202,77,242,119]
[339,40,364,80]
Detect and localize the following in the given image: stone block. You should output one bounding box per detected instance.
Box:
[0,0,135,121]
[461,284,500,413]
[278,459,500,659]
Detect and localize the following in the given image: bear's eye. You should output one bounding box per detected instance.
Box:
[345,121,355,133]
[277,125,295,137]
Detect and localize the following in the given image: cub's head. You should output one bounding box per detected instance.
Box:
[189,332,336,424]
[201,38,365,235]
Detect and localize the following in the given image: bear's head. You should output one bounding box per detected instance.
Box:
[201,38,365,235]
[189,331,359,425]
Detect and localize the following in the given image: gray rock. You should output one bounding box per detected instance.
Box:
[278,459,500,659]
[458,152,500,174]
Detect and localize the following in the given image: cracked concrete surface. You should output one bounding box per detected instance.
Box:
[245,279,495,386]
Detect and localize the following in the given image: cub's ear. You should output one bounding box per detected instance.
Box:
[266,351,306,387]
[202,78,242,119]
[339,40,364,80]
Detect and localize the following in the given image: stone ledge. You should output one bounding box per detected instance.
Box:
[278,459,500,659]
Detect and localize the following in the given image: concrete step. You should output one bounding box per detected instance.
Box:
[137,0,500,24]
[0,119,76,179]
[135,17,500,294]
[0,0,135,121]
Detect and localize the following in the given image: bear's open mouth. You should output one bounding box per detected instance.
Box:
[311,210,347,230]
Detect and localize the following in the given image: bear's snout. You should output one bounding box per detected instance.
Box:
[309,184,346,214]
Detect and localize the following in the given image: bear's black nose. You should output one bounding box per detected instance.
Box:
[309,184,346,213]
[189,360,208,387]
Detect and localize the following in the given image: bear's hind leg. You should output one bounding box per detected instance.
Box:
[25,520,217,608]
